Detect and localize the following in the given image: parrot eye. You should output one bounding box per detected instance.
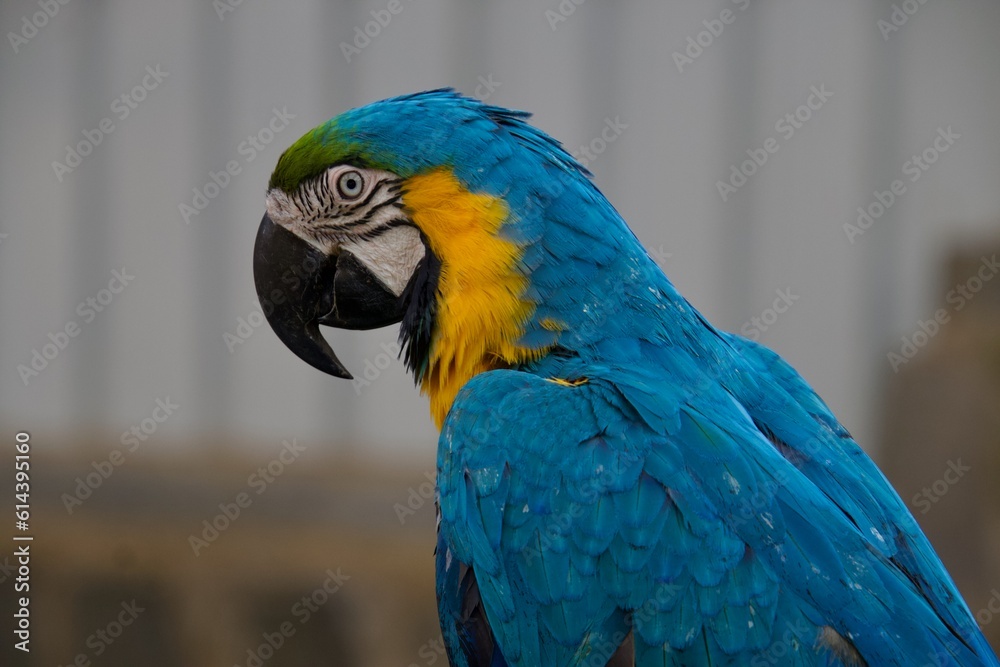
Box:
[335,170,365,199]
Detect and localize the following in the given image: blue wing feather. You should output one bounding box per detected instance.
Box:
[436,361,997,666]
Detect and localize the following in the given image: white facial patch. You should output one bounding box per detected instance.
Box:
[265,189,331,253]
[265,189,298,228]
[340,225,426,297]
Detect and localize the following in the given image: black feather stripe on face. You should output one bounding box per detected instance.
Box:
[399,236,441,383]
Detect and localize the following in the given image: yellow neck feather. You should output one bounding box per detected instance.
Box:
[402,169,544,428]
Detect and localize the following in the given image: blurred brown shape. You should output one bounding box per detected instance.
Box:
[2,456,441,667]
[880,237,1000,649]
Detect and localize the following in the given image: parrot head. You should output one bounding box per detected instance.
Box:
[254,89,663,425]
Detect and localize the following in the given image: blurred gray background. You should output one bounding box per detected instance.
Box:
[1,1,999,665]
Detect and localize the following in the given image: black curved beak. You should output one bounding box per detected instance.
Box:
[253,213,405,379]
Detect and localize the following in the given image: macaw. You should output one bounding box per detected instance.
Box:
[252,90,998,666]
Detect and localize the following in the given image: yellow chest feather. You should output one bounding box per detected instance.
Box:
[402,169,544,428]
